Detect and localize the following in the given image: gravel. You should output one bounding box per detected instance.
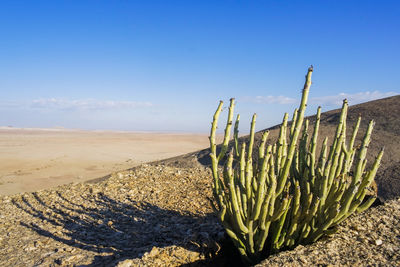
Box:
[0,163,399,266]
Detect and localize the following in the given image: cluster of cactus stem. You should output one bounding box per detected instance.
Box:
[209,66,384,264]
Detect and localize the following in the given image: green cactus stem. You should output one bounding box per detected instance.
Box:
[209,66,383,264]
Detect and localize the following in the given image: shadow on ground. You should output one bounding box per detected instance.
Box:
[13,191,231,266]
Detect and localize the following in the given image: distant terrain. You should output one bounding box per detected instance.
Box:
[0,129,211,195]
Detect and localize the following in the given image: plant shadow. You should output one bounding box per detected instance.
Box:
[13,191,224,266]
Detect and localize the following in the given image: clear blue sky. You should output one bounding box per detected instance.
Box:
[1,1,399,133]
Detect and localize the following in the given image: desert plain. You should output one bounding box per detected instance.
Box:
[0,127,214,196]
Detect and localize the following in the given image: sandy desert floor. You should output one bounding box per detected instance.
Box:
[0,127,213,196]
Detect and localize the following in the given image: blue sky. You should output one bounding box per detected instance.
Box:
[1,1,399,133]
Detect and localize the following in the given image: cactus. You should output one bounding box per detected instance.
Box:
[209,66,383,264]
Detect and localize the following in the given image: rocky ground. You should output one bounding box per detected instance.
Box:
[0,164,224,266]
[256,197,400,267]
[1,163,399,266]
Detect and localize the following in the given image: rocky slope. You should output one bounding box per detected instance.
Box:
[1,163,399,266]
[1,164,399,266]
[161,95,400,202]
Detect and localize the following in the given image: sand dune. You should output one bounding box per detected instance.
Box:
[0,128,213,196]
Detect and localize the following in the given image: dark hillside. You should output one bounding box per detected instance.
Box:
[158,95,400,201]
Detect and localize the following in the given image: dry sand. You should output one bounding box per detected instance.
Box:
[0,127,213,196]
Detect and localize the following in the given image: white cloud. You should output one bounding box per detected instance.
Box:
[29,98,153,110]
[252,95,297,104]
[309,91,399,106]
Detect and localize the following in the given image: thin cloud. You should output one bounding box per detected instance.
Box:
[251,95,297,104]
[0,101,20,108]
[246,91,398,106]
[309,91,399,106]
[29,98,153,110]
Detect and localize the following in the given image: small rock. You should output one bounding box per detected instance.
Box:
[148,247,159,257]
[375,239,383,246]
[117,259,134,267]
[24,244,37,251]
